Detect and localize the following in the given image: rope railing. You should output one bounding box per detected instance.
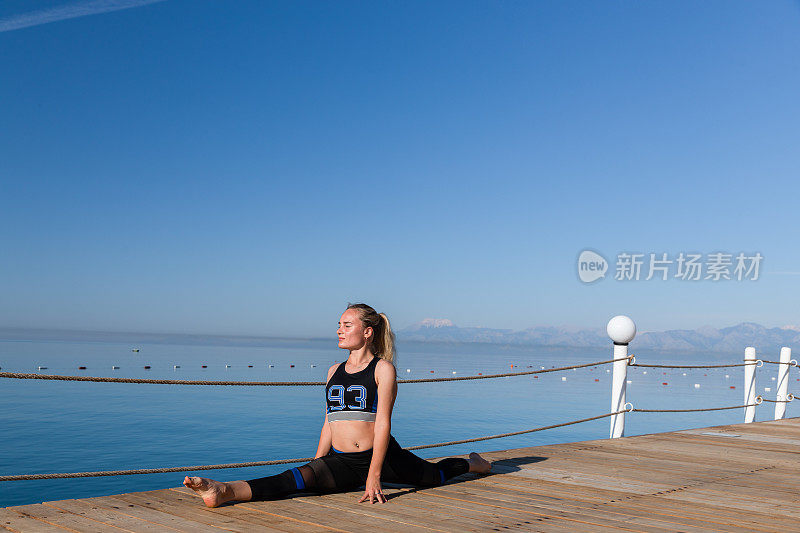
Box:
[0,410,626,481]
[629,361,761,369]
[760,394,795,403]
[0,356,631,386]
[628,399,763,414]
[759,359,798,366]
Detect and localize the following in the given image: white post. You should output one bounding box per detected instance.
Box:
[608,316,636,438]
[775,347,791,420]
[744,347,757,423]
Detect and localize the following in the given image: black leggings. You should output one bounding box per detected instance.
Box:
[246,436,470,501]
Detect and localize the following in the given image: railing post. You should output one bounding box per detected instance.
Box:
[608,315,635,438]
[744,347,757,423]
[775,347,791,420]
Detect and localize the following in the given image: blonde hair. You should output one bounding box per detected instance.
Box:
[346,303,396,364]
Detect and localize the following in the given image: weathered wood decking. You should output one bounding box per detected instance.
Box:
[3,418,799,532]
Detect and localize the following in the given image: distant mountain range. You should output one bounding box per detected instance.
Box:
[1,320,798,354]
[399,319,800,353]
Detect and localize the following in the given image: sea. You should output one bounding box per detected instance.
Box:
[1,337,796,507]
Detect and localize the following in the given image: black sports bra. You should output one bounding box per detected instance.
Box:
[325,356,379,422]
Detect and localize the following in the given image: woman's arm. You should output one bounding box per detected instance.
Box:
[315,416,332,459]
[359,360,397,504]
[315,363,338,458]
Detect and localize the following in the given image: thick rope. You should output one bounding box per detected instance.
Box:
[630,402,761,413]
[759,396,794,403]
[629,362,759,369]
[759,359,798,366]
[0,357,629,386]
[0,410,625,481]
[405,410,626,450]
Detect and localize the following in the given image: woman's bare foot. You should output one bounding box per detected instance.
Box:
[183,476,234,508]
[468,452,491,474]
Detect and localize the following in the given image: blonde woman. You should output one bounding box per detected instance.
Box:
[184,303,490,507]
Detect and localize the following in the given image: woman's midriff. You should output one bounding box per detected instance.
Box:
[330,420,375,452]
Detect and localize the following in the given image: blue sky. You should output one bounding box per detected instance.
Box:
[2,1,799,338]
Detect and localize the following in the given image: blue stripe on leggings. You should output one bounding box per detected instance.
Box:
[290,467,305,490]
[438,469,445,485]
[331,445,343,453]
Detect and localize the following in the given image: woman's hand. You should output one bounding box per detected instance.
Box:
[358,474,386,504]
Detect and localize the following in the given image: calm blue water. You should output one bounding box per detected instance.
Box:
[1,338,796,507]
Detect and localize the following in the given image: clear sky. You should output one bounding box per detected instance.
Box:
[2,0,799,338]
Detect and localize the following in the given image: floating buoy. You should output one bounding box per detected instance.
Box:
[268,364,274,368]
[643,371,647,375]
[452,371,457,374]
[38,366,47,370]
[202,365,207,368]
[561,376,567,381]
[406,369,411,373]
[131,349,140,352]
[173,365,180,369]
[79,366,86,370]
[606,369,610,373]
[311,364,316,368]
[112,366,119,369]
[682,373,687,376]
[765,387,771,392]
[226,364,231,368]
[662,382,668,386]
[771,377,776,381]
[533,375,538,379]
[526,365,532,368]
[478,372,483,376]
[725,374,730,379]
[429,370,434,373]
[290,364,295,368]
[144,366,150,369]
[626,379,632,384]
[729,386,735,389]
[694,384,700,388]
[248,365,253,368]
[594,378,599,382]
[704,374,707,376]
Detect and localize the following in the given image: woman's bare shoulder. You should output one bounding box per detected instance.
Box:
[326,363,339,381]
[375,359,396,381]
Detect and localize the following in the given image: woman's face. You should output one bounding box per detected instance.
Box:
[337,308,372,351]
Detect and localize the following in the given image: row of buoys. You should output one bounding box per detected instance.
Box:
[31,363,324,370]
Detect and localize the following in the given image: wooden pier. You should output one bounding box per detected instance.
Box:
[3,417,799,532]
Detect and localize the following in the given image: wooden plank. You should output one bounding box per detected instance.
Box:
[166,487,355,532]
[112,489,290,532]
[3,503,126,532]
[243,493,411,533]
[319,489,493,532]
[471,474,796,532]
[432,477,757,533]
[41,499,174,533]
[48,495,232,533]
[0,507,71,532]
[424,483,684,533]
[292,494,442,533]
[369,489,587,533]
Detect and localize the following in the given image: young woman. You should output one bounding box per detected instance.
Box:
[183,303,491,507]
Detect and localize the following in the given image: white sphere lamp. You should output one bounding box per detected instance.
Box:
[607,315,636,345]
